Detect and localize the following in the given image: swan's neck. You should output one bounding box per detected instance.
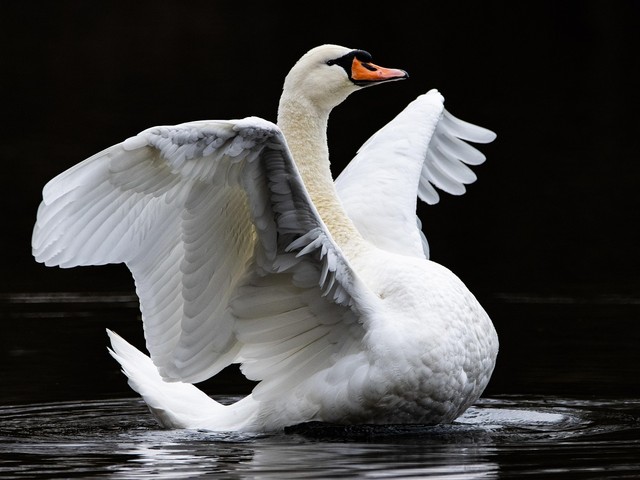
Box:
[277,96,363,252]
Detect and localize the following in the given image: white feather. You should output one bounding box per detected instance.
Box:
[32,44,498,432]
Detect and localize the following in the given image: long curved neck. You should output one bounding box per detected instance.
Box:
[277,95,363,253]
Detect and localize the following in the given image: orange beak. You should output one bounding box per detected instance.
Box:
[350,57,408,85]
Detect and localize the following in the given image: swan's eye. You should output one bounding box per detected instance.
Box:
[327,49,372,69]
[326,55,352,72]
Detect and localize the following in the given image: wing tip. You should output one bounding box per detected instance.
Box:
[443,109,497,144]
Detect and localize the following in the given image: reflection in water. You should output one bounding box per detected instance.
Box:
[1,397,639,479]
[1,291,640,477]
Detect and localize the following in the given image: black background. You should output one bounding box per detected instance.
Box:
[1,1,639,401]
[3,1,639,295]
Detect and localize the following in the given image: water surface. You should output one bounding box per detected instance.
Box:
[1,291,640,478]
[1,396,639,478]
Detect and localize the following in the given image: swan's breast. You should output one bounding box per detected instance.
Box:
[352,253,498,423]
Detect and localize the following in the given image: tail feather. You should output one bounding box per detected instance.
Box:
[107,329,223,429]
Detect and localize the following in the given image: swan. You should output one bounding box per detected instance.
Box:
[32,44,498,432]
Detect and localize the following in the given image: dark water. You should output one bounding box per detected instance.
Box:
[1,397,639,478]
[1,292,640,478]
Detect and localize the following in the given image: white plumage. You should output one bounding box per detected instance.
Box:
[32,44,498,432]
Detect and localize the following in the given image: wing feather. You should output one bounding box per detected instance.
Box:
[335,89,496,258]
[33,116,374,391]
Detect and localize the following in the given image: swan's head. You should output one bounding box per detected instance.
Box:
[281,44,408,112]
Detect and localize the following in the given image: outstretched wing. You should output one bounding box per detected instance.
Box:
[33,117,375,385]
[335,89,496,259]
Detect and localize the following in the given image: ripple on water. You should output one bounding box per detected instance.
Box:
[1,396,639,479]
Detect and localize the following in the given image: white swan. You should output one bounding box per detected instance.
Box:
[32,44,498,432]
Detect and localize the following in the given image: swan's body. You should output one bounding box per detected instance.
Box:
[32,45,498,432]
